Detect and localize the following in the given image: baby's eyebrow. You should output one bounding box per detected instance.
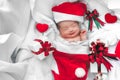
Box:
[59,26,67,29]
[71,22,77,26]
[62,26,68,29]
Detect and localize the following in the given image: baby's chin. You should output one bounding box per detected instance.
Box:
[68,35,79,38]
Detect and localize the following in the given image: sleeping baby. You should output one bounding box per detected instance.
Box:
[31,2,90,80]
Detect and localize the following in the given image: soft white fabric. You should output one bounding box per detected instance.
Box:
[83,0,120,45]
[28,40,42,52]
[0,33,11,44]
[14,18,54,80]
[53,36,89,54]
[1,0,120,80]
[32,0,76,21]
[88,29,118,46]
[0,33,21,62]
[0,61,28,80]
[0,0,52,80]
[82,0,120,80]
[0,0,30,38]
[108,0,120,9]
[0,0,31,80]
[107,60,120,80]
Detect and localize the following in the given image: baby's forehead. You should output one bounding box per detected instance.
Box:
[58,21,79,27]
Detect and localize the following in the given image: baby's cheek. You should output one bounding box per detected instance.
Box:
[74,27,78,30]
[60,32,68,37]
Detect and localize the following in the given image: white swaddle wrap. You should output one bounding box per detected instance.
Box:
[1,0,120,80]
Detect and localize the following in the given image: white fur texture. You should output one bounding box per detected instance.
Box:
[75,67,86,78]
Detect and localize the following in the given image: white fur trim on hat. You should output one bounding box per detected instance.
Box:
[75,67,86,78]
[53,12,84,23]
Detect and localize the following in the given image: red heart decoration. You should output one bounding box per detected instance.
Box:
[105,13,117,23]
[36,23,49,33]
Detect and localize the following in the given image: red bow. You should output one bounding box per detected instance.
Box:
[86,9,105,31]
[89,40,118,72]
[32,39,55,56]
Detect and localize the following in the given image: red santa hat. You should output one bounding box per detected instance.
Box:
[52,2,87,23]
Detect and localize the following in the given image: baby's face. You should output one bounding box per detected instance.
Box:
[58,21,80,38]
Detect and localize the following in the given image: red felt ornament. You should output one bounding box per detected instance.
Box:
[105,13,117,23]
[36,23,48,33]
[32,39,55,56]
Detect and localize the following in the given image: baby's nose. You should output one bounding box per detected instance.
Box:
[69,30,74,33]
[69,28,74,31]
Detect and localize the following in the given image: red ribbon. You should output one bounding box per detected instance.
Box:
[32,39,55,56]
[89,41,118,72]
[86,9,105,31]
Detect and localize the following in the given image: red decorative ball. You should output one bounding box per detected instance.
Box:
[105,13,117,23]
[36,23,49,33]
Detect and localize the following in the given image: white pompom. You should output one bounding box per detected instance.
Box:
[75,67,86,78]
[29,41,42,52]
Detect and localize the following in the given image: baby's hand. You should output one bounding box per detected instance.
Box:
[80,29,87,41]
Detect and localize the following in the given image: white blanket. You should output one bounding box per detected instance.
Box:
[1,0,120,80]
